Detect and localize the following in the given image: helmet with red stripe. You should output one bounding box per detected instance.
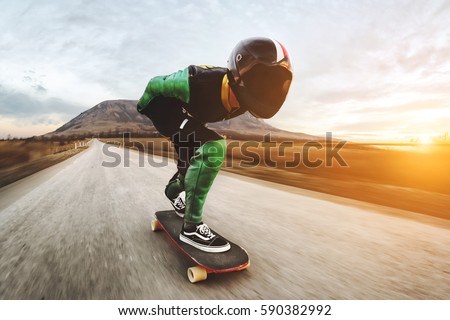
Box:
[227,37,293,118]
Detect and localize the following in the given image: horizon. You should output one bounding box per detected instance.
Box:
[1,0,449,142]
[1,97,449,144]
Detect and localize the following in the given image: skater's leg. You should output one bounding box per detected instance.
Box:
[172,116,224,223]
[139,99,230,252]
[183,139,226,223]
[176,119,230,253]
[179,139,230,253]
[164,171,184,200]
[139,97,188,215]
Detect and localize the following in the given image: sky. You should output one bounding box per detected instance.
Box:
[0,0,449,142]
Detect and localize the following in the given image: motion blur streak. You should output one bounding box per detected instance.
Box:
[0,140,449,299]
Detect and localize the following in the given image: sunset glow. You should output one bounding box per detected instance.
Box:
[1,1,449,142]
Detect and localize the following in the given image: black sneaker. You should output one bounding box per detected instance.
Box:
[180,222,231,253]
[167,191,185,218]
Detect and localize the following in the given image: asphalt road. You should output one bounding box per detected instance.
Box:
[1,140,449,299]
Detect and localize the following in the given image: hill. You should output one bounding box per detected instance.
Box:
[47,100,315,141]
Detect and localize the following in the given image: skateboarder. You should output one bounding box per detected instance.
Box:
[137,37,293,253]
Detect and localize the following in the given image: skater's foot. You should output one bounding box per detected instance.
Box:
[180,222,230,253]
[167,191,185,218]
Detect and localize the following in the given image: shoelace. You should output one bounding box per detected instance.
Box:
[197,224,215,239]
[174,197,185,209]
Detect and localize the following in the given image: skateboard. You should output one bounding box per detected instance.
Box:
[151,210,250,283]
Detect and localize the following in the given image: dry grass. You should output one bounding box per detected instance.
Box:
[0,139,88,188]
[101,137,450,220]
[3,136,447,220]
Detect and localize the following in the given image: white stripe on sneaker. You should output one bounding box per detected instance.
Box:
[179,234,231,253]
[182,231,212,242]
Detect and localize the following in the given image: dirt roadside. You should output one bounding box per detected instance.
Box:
[0,147,87,189]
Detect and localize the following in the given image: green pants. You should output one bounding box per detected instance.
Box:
[165,139,226,223]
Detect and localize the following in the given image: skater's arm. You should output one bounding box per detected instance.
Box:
[137,68,190,112]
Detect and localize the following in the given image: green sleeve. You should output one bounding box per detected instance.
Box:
[137,67,190,112]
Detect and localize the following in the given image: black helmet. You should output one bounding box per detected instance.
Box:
[227,37,293,118]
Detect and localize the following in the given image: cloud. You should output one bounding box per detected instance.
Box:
[33,85,48,94]
[0,87,41,115]
[0,85,82,118]
[0,84,83,137]
[1,0,450,139]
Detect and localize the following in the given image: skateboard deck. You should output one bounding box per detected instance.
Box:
[152,210,250,283]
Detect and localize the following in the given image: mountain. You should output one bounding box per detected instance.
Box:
[50,100,157,137]
[47,100,316,141]
[206,112,315,141]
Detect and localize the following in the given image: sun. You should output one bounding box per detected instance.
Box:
[419,135,433,145]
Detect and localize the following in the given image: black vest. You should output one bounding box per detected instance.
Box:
[186,65,244,123]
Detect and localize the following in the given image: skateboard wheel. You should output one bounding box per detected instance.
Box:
[241,260,251,270]
[187,266,207,283]
[151,219,163,231]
